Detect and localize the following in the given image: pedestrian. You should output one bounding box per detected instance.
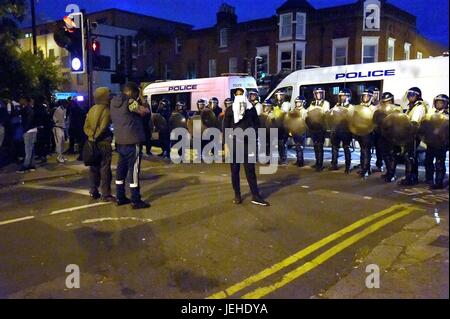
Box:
[223,88,269,206]
[67,98,87,160]
[16,97,37,173]
[53,100,67,163]
[110,82,151,209]
[84,87,116,202]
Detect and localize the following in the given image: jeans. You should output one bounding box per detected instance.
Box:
[23,131,37,168]
[89,141,112,196]
[53,127,65,158]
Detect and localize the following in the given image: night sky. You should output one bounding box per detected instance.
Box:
[27,0,449,46]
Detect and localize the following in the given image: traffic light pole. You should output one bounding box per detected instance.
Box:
[30,0,37,55]
[86,18,93,108]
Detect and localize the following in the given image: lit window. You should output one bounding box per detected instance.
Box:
[219,29,228,48]
[332,38,349,66]
[387,37,396,62]
[296,13,306,40]
[229,57,238,73]
[361,36,379,64]
[417,51,423,59]
[208,59,216,77]
[279,13,293,40]
[404,42,411,60]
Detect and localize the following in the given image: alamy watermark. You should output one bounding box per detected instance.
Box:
[170,120,280,175]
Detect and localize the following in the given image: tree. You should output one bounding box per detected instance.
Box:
[0,0,66,100]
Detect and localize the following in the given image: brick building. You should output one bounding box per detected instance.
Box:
[136,0,447,82]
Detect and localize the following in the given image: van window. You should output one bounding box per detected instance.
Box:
[300,81,382,107]
[267,86,293,104]
[151,92,192,112]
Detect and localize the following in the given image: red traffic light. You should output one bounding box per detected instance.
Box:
[92,40,100,54]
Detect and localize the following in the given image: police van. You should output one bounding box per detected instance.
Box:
[267,57,449,109]
[142,74,258,113]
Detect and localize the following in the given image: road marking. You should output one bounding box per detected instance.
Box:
[207,203,413,299]
[241,206,421,299]
[50,202,112,215]
[23,184,90,196]
[81,217,153,224]
[0,215,35,226]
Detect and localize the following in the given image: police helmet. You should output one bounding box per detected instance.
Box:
[197,98,207,110]
[313,87,325,100]
[294,96,306,108]
[224,98,233,108]
[381,92,395,103]
[175,101,186,112]
[407,87,422,99]
[361,88,374,104]
[208,97,219,109]
[434,94,449,109]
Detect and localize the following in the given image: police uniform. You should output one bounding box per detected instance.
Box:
[157,100,172,158]
[356,101,375,177]
[308,99,330,170]
[401,99,427,185]
[275,100,291,165]
[424,95,449,189]
[330,101,354,173]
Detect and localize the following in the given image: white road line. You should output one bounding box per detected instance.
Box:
[23,184,91,196]
[81,217,153,224]
[50,202,112,215]
[0,216,35,226]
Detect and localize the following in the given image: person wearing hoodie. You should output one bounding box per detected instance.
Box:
[84,87,115,202]
[223,88,269,207]
[110,82,151,209]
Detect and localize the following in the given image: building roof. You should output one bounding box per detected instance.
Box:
[277,0,315,13]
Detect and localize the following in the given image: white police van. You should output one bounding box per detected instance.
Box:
[267,57,449,109]
[143,74,258,112]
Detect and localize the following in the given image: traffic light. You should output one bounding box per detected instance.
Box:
[255,56,267,84]
[118,35,137,78]
[91,39,111,70]
[54,12,85,74]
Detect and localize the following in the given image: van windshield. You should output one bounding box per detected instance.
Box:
[300,81,382,107]
[267,86,293,104]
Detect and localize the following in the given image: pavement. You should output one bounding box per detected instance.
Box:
[0,146,448,299]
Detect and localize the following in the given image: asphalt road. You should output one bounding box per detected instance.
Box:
[0,150,448,299]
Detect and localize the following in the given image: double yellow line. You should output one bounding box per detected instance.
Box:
[207,203,423,299]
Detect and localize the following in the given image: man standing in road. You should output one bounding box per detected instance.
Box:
[110,82,151,209]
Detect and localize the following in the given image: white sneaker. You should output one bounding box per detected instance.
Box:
[57,156,65,163]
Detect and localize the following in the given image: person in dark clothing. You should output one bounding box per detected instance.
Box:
[34,98,53,163]
[67,99,87,160]
[84,87,115,202]
[156,98,172,158]
[223,88,269,206]
[208,97,222,118]
[110,82,150,209]
[17,97,38,173]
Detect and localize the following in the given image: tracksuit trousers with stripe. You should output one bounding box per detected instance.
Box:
[115,144,143,204]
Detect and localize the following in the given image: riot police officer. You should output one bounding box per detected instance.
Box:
[273,90,291,165]
[356,88,375,177]
[196,98,207,114]
[329,88,353,173]
[292,96,307,167]
[157,98,172,158]
[208,97,222,118]
[424,94,449,189]
[399,87,427,186]
[308,87,330,171]
[249,91,262,116]
[175,101,189,119]
[370,87,384,171]
[378,92,403,183]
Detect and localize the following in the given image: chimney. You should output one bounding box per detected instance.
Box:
[216,3,237,27]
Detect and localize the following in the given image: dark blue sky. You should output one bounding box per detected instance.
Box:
[28,0,448,46]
